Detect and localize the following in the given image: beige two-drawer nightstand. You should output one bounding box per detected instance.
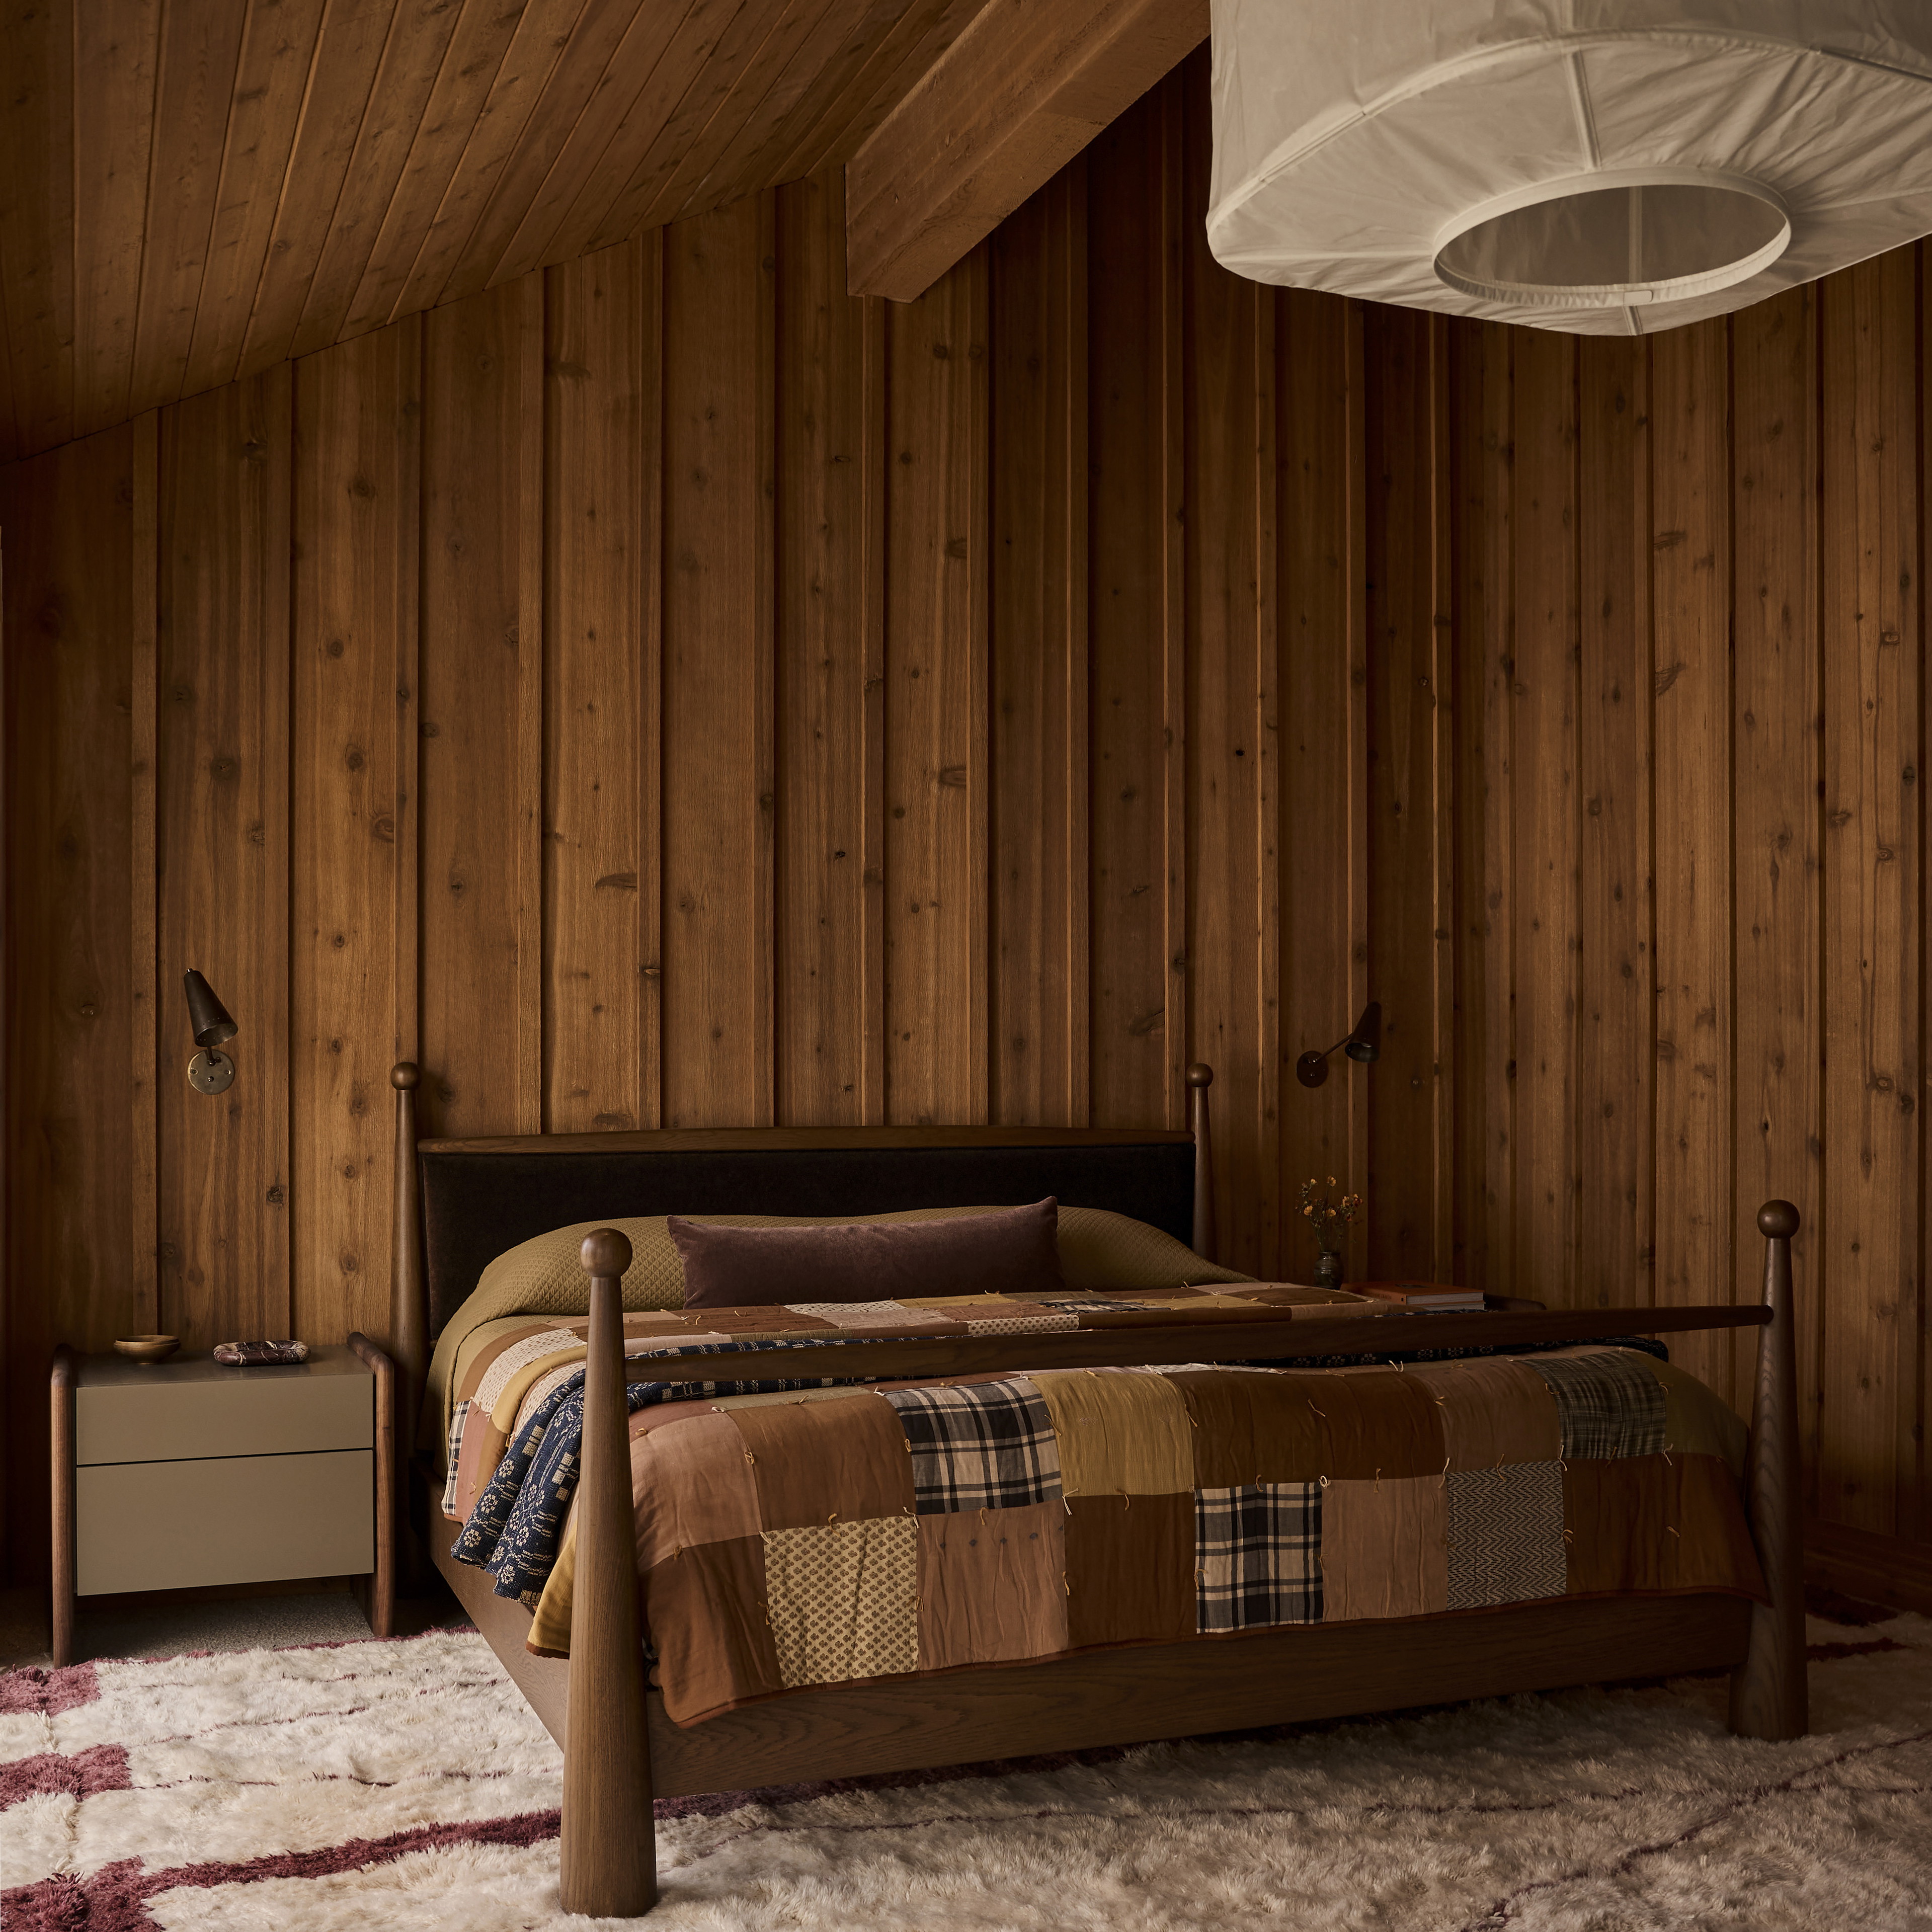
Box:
[49,1336,394,1665]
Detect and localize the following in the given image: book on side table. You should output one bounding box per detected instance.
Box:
[1355,1282,1488,1312]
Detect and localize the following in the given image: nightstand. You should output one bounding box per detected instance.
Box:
[49,1335,394,1665]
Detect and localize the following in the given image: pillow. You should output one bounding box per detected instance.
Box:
[668,1197,1063,1308]
[423,1204,1253,1450]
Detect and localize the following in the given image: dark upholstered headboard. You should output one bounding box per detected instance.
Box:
[416,1137,1197,1344]
[386,1063,1218,1432]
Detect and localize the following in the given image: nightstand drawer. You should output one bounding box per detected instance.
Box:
[76,1355,372,1465]
[75,1450,375,1595]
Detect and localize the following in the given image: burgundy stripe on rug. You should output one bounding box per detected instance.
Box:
[0,1811,564,1932]
[0,1664,99,1718]
[0,1744,130,1809]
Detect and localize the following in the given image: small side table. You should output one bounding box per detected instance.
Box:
[50,1334,394,1665]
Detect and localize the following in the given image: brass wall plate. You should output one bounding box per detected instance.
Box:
[187,1048,236,1094]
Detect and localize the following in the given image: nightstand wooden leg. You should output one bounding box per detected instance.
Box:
[348,1332,396,1639]
[51,1346,77,1667]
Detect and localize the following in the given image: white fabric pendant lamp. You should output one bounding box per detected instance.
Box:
[1206,3,1932,334]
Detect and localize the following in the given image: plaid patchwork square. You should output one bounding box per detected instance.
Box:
[441,1401,473,1516]
[882,1379,1063,1514]
[1194,1483,1322,1633]
[1524,1350,1666,1459]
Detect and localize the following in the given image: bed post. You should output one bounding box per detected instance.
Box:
[390,1063,427,1568]
[1188,1063,1216,1262]
[560,1229,656,1917]
[1729,1199,1807,1740]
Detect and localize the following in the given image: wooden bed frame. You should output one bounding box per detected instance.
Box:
[389,1060,1806,1919]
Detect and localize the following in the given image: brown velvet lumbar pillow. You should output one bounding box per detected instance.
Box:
[668,1198,1063,1309]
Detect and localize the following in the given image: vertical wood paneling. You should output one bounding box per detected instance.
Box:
[883,247,989,1125]
[130,411,160,1336]
[775,171,885,1126]
[1919,244,1932,1547]
[1363,305,1450,1281]
[1576,338,1653,1310]
[1731,287,1822,1468]
[419,280,544,1138]
[1820,257,1920,1531]
[1426,317,1457,1274]
[990,168,1088,1127]
[1452,323,1516,1294]
[1343,314,1373,1246]
[291,321,421,1345]
[1510,329,1580,1305]
[1,426,139,1580]
[1277,287,1361,1273]
[155,368,292,1349]
[661,195,776,1129]
[1086,87,1184,1134]
[1650,318,1735,1395]
[543,236,661,1135]
[1182,68,1277,1278]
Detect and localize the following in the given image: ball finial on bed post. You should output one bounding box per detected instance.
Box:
[1757,1199,1799,1240]
[581,1229,633,1280]
[391,1060,420,1091]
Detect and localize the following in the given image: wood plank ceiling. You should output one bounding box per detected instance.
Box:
[0,0,990,463]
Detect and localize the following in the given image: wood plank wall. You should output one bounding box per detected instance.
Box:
[3,57,1928,1583]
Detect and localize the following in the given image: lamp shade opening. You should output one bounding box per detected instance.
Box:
[184,969,237,1048]
[1433,174,1790,308]
[1343,1001,1382,1065]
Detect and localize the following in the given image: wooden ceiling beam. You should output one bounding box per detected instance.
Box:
[844,0,1205,301]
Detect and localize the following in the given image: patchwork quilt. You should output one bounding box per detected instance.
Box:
[444,1308,1766,1727]
[437,1283,1380,1526]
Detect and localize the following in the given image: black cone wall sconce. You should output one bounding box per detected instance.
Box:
[184,969,237,1094]
[1296,1001,1381,1089]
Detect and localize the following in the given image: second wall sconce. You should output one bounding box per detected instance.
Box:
[1296,1001,1381,1088]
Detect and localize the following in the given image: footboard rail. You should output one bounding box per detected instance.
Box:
[558,1202,1807,1917]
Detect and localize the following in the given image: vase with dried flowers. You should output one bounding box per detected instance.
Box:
[1299,1176,1363,1288]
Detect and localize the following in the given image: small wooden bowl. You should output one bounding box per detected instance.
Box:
[113,1334,180,1365]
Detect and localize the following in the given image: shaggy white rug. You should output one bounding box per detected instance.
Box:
[3,1599,1928,1930]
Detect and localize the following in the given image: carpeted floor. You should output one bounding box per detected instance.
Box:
[3,1594,1928,1929]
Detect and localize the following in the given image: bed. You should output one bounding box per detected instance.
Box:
[388,1060,1806,1918]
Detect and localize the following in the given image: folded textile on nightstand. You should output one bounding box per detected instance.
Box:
[212,1339,310,1366]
